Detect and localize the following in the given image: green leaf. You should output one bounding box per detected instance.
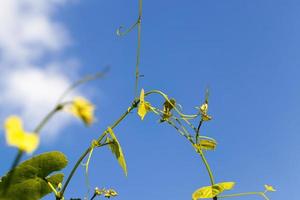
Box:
[0,151,68,200]
[192,182,235,199]
[107,127,128,176]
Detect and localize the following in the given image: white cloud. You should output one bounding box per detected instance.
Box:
[0,0,82,140]
[0,0,70,64]
[0,65,78,138]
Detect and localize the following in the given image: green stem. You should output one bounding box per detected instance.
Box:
[56,69,109,104]
[145,90,199,119]
[167,120,194,144]
[34,104,65,134]
[59,147,92,199]
[198,150,215,186]
[218,192,268,200]
[134,0,143,97]
[59,100,139,199]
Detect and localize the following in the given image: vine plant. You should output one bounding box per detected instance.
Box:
[0,1,276,200]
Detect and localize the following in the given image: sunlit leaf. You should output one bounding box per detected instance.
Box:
[199,140,217,151]
[200,103,208,115]
[192,182,235,199]
[107,127,127,176]
[202,114,212,121]
[138,89,148,120]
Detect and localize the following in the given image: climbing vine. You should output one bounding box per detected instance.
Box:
[0,1,276,200]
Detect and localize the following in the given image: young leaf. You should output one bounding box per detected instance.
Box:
[192,182,235,199]
[138,89,152,120]
[107,127,128,176]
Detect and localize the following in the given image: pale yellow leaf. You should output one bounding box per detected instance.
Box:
[107,127,127,176]
[192,182,235,199]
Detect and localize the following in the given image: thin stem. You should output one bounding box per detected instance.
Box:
[182,118,198,133]
[90,193,97,200]
[116,1,142,97]
[59,100,139,199]
[8,150,22,173]
[167,120,194,144]
[117,21,139,36]
[198,150,215,186]
[196,119,204,144]
[34,104,65,134]
[168,119,215,188]
[134,0,143,97]
[218,192,268,200]
[2,149,23,194]
[59,147,92,199]
[56,69,109,104]
[174,119,215,186]
[145,90,199,119]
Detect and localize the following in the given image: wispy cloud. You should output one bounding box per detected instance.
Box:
[0,0,82,139]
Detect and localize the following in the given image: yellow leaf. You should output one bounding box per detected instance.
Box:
[4,116,39,154]
[202,114,212,121]
[69,97,95,125]
[104,189,118,198]
[264,184,276,192]
[199,140,217,151]
[138,89,151,120]
[192,182,235,199]
[200,103,208,115]
[107,127,127,176]
[218,182,235,190]
[199,102,212,121]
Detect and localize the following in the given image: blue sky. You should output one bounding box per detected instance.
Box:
[0,0,299,200]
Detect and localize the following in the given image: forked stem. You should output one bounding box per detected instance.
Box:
[58,99,139,199]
